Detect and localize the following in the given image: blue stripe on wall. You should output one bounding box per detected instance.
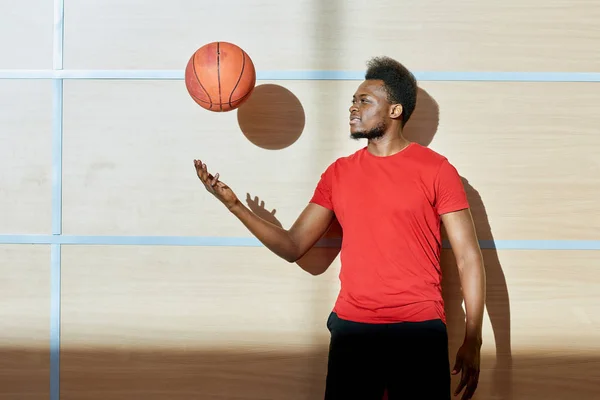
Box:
[50,0,64,399]
[51,80,63,236]
[49,244,61,400]
[49,78,63,400]
[1,69,600,82]
[1,235,599,250]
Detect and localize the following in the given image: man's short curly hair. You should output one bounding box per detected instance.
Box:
[365,56,417,126]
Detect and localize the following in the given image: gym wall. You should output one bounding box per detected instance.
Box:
[1,1,599,399]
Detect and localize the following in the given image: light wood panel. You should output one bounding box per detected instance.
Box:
[0,0,53,69]
[63,0,600,72]
[61,79,357,237]
[421,81,600,241]
[0,80,53,234]
[62,79,600,240]
[60,245,339,349]
[60,245,600,399]
[0,245,50,400]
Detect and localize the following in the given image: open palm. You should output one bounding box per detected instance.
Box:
[193,159,239,210]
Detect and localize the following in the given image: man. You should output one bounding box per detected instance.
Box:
[194,56,485,400]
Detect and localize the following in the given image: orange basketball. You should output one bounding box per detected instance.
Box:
[185,42,256,112]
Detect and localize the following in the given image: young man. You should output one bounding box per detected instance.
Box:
[194,56,485,400]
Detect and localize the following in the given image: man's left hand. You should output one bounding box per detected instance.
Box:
[452,338,481,399]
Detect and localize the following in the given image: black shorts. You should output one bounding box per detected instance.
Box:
[324,312,451,400]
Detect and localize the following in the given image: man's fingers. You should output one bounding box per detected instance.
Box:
[194,159,232,201]
[462,370,479,400]
[454,370,468,396]
[194,160,206,179]
[455,367,479,399]
[211,172,220,186]
[193,160,203,177]
[199,163,212,184]
[452,357,463,375]
[454,381,467,397]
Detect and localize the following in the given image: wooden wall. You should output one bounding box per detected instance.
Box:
[1,0,599,399]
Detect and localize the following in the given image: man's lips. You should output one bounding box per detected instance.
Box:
[350,115,361,124]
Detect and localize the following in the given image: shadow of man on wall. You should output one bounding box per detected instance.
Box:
[244,86,512,400]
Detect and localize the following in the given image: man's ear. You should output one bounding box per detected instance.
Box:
[390,104,403,119]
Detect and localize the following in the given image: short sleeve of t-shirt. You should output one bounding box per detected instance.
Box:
[309,164,334,211]
[434,159,469,215]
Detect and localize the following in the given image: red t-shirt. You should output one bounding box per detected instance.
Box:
[310,142,469,324]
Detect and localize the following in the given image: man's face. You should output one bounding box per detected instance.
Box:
[349,80,394,140]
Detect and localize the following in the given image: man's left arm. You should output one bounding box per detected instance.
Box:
[441,208,486,400]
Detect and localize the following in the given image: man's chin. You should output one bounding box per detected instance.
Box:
[350,130,371,140]
[350,132,364,140]
[349,122,386,140]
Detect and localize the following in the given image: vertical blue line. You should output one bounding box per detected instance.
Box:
[49,79,62,400]
[53,0,64,71]
[51,80,63,235]
[51,0,65,400]
[49,244,61,400]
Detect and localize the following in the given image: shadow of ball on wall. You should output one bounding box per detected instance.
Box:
[403,87,440,147]
[236,84,306,150]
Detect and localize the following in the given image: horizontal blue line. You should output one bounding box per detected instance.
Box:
[1,235,599,250]
[1,70,600,82]
[0,234,339,247]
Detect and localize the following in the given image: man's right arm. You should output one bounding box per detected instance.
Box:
[229,200,335,263]
[193,158,335,264]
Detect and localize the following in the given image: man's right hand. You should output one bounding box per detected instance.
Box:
[193,159,240,210]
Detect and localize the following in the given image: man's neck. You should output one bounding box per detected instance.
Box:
[367,133,410,157]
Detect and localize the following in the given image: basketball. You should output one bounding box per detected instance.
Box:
[185,42,256,112]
